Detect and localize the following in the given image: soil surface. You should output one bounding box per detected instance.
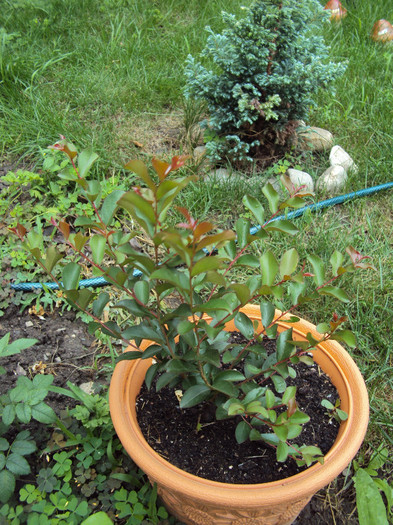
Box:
[136,336,340,484]
[0,305,358,523]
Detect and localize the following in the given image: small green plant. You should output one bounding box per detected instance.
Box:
[0,429,37,504]
[353,445,393,525]
[13,138,374,469]
[184,0,345,163]
[0,333,37,375]
[321,398,348,423]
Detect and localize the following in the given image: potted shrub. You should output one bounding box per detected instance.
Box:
[12,139,372,525]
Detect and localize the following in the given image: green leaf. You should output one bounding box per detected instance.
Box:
[2,404,15,426]
[44,246,63,273]
[235,421,250,444]
[215,370,245,382]
[280,248,298,278]
[282,386,297,405]
[85,180,101,202]
[236,254,260,268]
[277,442,289,462]
[134,280,150,304]
[0,469,15,503]
[155,372,178,392]
[260,251,278,286]
[116,351,143,362]
[2,337,37,357]
[122,325,164,344]
[289,410,310,424]
[227,402,245,416]
[31,403,57,424]
[78,148,99,178]
[231,284,251,304]
[124,159,155,190]
[93,292,110,317]
[100,190,124,226]
[62,262,81,290]
[276,328,293,361]
[81,511,114,525]
[150,268,190,292]
[234,312,254,340]
[330,250,344,277]
[242,194,265,226]
[262,184,279,213]
[212,380,237,397]
[191,256,223,277]
[15,403,31,423]
[90,235,106,265]
[260,301,275,329]
[330,330,357,348]
[265,389,276,409]
[235,218,250,249]
[264,220,298,236]
[307,254,325,286]
[6,453,31,475]
[11,439,36,456]
[65,289,95,311]
[318,285,350,302]
[354,469,389,525]
[117,191,156,231]
[193,298,233,314]
[272,424,288,442]
[271,374,286,393]
[180,385,211,408]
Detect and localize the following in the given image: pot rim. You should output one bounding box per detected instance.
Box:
[109,305,369,506]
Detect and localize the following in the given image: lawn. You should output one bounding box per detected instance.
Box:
[0,0,392,523]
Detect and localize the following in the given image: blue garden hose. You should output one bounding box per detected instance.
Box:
[10,181,393,292]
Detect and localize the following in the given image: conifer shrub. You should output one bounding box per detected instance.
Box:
[184,0,345,165]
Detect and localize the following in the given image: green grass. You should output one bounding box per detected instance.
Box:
[1,0,393,520]
[0,0,252,162]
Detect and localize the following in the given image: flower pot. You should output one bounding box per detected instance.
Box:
[109,305,369,525]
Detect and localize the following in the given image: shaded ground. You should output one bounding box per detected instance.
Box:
[0,304,358,524]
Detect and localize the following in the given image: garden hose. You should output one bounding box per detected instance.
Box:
[10,181,393,292]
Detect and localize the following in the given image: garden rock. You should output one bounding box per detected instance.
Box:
[330,145,358,173]
[298,127,334,152]
[317,165,347,195]
[205,168,246,184]
[287,169,314,193]
[193,146,207,162]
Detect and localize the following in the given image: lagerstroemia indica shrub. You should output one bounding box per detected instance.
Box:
[184,0,345,163]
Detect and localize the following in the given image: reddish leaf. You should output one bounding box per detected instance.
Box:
[10,223,27,239]
[345,246,376,270]
[47,136,78,160]
[170,155,191,171]
[58,221,70,240]
[152,158,170,181]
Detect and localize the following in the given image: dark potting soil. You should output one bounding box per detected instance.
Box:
[136,334,341,485]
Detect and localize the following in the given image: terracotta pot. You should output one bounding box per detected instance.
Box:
[324,0,347,21]
[109,305,369,525]
[371,20,393,42]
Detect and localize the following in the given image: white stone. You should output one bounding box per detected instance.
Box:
[298,127,334,152]
[193,145,207,162]
[205,168,246,185]
[79,382,95,395]
[317,165,347,195]
[329,145,358,173]
[287,169,314,193]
